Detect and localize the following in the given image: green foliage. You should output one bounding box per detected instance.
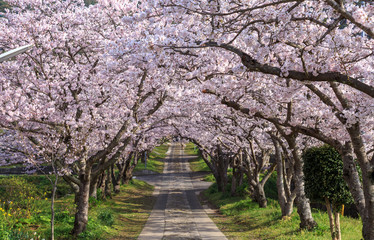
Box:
[204,173,215,182]
[235,183,248,197]
[0,177,41,209]
[20,175,73,198]
[3,229,44,240]
[84,0,97,6]
[89,196,102,208]
[208,182,219,194]
[55,210,71,222]
[263,172,278,200]
[0,174,155,239]
[185,143,211,172]
[203,184,362,239]
[303,145,353,208]
[184,142,199,155]
[149,144,169,159]
[135,144,167,173]
[135,158,164,173]
[0,0,10,13]
[97,209,115,226]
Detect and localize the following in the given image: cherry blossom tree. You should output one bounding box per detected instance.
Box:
[0,0,173,235]
[152,1,373,237]
[1,0,374,239]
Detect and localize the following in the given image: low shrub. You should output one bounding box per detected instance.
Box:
[97,209,114,226]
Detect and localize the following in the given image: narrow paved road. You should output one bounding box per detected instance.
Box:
[137,143,227,240]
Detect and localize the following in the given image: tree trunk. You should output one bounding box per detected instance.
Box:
[231,154,244,196]
[217,162,228,193]
[238,170,243,186]
[89,176,98,199]
[123,158,133,185]
[72,168,92,237]
[341,143,366,216]
[334,209,341,240]
[231,167,238,196]
[294,159,317,229]
[346,126,373,240]
[113,154,133,193]
[272,136,289,216]
[213,146,230,193]
[325,198,336,240]
[214,172,224,192]
[362,171,374,240]
[63,176,79,203]
[50,166,59,240]
[105,168,112,198]
[123,168,133,184]
[284,201,294,217]
[201,150,228,193]
[110,164,120,193]
[123,151,140,185]
[253,183,267,208]
[288,135,317,230]
[99,172,106,199]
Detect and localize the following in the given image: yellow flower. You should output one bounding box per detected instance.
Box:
[45,198,48,200]
[8,213,11,217]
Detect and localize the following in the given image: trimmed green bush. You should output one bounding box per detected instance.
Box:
[303,145,353,207]
[303,145,354,240]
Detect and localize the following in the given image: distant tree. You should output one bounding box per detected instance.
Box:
[303,145,354,240]
[0,0,9,12]
[84,0,97,6]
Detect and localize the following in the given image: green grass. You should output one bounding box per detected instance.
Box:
[0,176,155,240]
[184,142,199,155]
[134,144,169,173]
[149,144,169,159]
[38,179,155,239]
[204,187,363,240]
[0,145,170,239]
[135,160,164,173]
[184,142,211,172]
[0,163,25,169]
[91,179,155,240]
[0,174,73,198]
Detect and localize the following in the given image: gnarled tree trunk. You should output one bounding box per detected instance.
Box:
[201,147,231,193]
[123,151,141,184]
[253,183,267,208]
[271,135,296,217]
[72,165,92,237]
[244,139,276,208]
[287,134,317,230]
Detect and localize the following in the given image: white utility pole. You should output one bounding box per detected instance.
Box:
[0,44,33,63]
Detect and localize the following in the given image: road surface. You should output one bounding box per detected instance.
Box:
[137,143,227,240]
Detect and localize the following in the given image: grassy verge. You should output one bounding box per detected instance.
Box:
[94,179,155,240]
[204,185,362,240]
[0,144,169,239]
[185,141,362,239]
[0,176,155,239]
[184,142,211,172]
[42,179,155,239]
[134,144,169,173]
